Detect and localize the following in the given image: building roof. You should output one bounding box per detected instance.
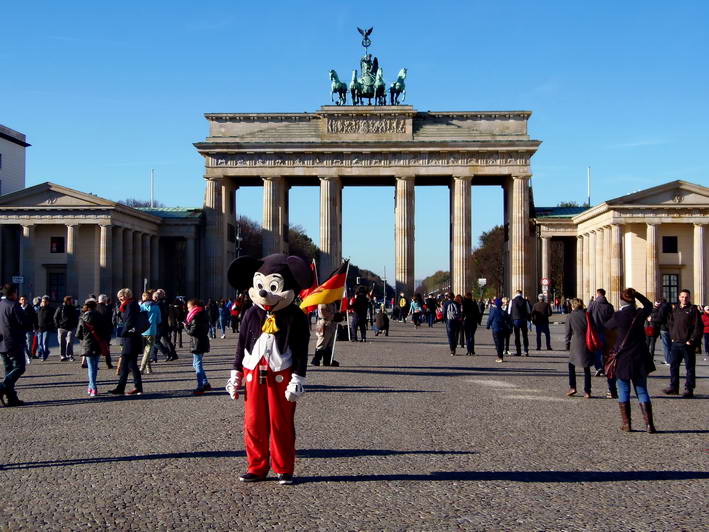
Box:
[533,206,588,218]
[0,124,30,147]
[136,207,203,218]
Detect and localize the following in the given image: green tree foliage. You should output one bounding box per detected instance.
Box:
[470,225,504,296]
[288,225,319,263]
[416,270,451,295]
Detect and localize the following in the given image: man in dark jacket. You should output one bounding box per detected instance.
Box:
[508,291,531,356]
[152,289,177,362]
[531,294,553,350]
[96,294,114,369]
[36,296,54,360]
[663,289,703,398]
[588,288,615,375]
[54,296,79,361]
[351,288,369,342]
[0,284,32,406]
[18,296,38,363]
[425,295,437,327]
[109,288,144,396]
[487,298,512,362]
[461,292,482,355]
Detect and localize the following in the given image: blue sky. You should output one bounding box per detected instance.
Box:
[3,1,708,281]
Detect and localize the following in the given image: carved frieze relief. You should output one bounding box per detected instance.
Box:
[207,151,530,168]
[326,116,406,135]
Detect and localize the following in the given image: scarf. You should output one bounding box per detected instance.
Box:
[120,298,133,313]
[185,306,204,325]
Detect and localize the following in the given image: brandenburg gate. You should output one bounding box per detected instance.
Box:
[194,105,541,298]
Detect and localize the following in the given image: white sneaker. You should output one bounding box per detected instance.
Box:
[220,334,226,339]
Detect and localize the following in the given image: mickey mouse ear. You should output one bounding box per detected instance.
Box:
[286,256,312,291]
[227,256,263,291]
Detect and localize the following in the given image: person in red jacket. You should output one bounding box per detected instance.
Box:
[701,305,709,361]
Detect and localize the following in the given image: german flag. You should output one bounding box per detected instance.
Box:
[299,261,348,311]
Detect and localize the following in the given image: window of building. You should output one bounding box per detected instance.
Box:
[662,236,678,253]
[50,236,65,253]
[662,274,679,304]
[47,271,66,302]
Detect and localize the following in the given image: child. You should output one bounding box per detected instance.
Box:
[184,299,212,395]
[76,299,105,397]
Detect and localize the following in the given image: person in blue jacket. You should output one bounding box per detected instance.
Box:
[139,291,161,375]
[487,298,513,363]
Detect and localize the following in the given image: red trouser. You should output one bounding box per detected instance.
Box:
[243,358,296,475]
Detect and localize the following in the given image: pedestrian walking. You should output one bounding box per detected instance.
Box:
[409,293,423,328]
[184,299,212,394]
[205,298,218,339]
[702,306,709,361]
[604,288,656,433]
[461,292,482,355]
[487,298,512,363]
[139,291,160,375]
[425,294,437,327]
[531,294,553,350]
[663,289,703,398]
[446,295,463,356]
[218,298,230,338]
[0,284,32,406]
[350,287,369,342]
[54,296,79,361]
[644,300,662,358]
[18,296,38,364]
[169,297,186,353]
[500,297,512,355]
[96,294,114,369]
[36,296,53,360]
[588,288,617,398]
[311,302,340,366]
[564,299,593,398]
[109,288,144,396]
[508,290,531,356]
[75,300,105,397]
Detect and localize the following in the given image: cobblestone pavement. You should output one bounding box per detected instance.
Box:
[1,320,707,531]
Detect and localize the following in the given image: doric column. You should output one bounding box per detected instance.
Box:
[510,175,530,296]
[112,227,124,295]
[151,235,160,288]
[588,231,597,297]
[694,223,705,305]
[395,175,415,296]
[203,177,233,298]
[646,223,658,302]
[319,176,342,277]
[142,233,151,290]
[594,230,603,293]
[576,235,584,298]
[451,175,472,295]
[133,231,142,294]
[262,176,288,255]
[603,226,612,291]
[185,235,197,298]
[610,224,623,309]
[99,224,112,297]
[582,233,591,301]
[20,224,35,297]
[66,224,79,299]
[123,229,133,292]
[541,236,551,283]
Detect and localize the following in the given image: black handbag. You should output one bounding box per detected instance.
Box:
[604,312,642,379]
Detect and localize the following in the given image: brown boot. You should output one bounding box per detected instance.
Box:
[639,402,657,433]
[618,402,631,432]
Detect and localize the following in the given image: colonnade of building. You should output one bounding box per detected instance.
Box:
[202,173,533,299]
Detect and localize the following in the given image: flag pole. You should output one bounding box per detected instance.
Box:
[332,260,350,365]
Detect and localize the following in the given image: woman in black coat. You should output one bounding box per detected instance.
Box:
[75,300,104,397]
[184,299,211,395]
[604,288,655,433]
[110,288,143,396]
[564,299,594,398]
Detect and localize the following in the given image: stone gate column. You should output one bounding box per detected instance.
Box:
[151,235,160,288]
[451,175,472,295]
[582,233,590,301]
[66,224,79,299]
[123,229,133,292]
[112,227,124,295]
[646,223,658,302]
[603,226,612,291]
[319,176,342,277]
[541,236,551,284]
[510,175,530,295]
[595,229,604,293]
[576,235,583,298]
[133,231,143,294]
[142,233,151,290]
[610,224,623,309]
[694,223,706,305]
[395,175,415,296]
[588,231,597,297]
[262,176,288,256]
[186,235,197,298]
[204,178,225,298]
[99,224,112,297]
[20,224,35,297]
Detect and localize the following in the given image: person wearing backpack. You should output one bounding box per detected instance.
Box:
[139,291,161,375]
[109,288,144,396]
[487,298,512,363]
[564,299,593,398]
[75,300,104,397]
[184,299,212,395]
[446,295,464,356]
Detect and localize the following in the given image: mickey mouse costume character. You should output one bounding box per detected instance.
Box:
[225,254,312,485]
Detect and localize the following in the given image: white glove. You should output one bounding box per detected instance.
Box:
[285,374,306,402]
[225,370,243,400]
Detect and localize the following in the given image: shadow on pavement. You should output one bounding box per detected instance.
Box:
[1,448,473,471]
[301,470,709,483]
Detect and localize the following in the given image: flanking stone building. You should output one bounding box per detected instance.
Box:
[534,180,709,307]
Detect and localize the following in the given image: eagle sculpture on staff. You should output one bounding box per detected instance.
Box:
[357,26,373,50]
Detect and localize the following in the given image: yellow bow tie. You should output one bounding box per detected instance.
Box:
[262,313,279,334]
